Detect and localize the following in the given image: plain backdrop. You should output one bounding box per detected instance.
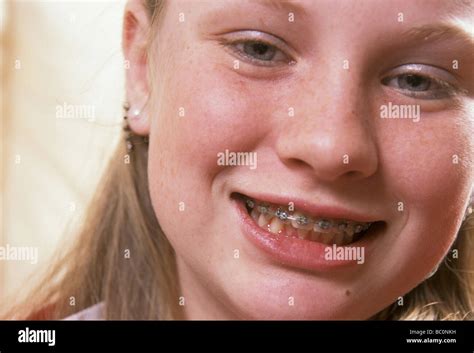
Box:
[1,0,127,301]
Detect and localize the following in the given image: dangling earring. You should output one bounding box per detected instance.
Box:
[123,102,149,152]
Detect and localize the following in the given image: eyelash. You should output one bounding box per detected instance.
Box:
[381,73,461,100]
[221,39,293,67]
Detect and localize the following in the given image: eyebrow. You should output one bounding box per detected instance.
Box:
[402,23,474,46]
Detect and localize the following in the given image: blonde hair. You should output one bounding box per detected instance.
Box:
[2,0,473,320]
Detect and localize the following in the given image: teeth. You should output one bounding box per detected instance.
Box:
[257,204,270,215]
[333,233,345,246]
[258,213,270,227]
[343,233,353,245]
[246,199,255,209]
[269,217,284,234]
[291,212,313,230]
[251,208,260,222]
[243,196,372,246]
[297,228,310,239]
[284,224,298,238]
[275,208,288,221]
[311,232,322,242]
[320,233,333,244]
[345,223,355,235]
[338,222,348,232]
[314,219,332,232]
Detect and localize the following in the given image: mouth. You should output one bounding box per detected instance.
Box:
[237,193,375,246]
[232,192,385,271]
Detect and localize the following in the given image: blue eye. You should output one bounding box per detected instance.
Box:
[221,34,293,67]
[219,30,295,68]
[226,39,291,66]
[382,70,459,100]
[238,41,278,61]
[394,74,431,91]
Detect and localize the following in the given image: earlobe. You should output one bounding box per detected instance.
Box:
[125,103,150,136]
[122,0,152,136]
[123,102,149,151]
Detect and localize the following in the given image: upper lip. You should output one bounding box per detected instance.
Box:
[234,191,381,223]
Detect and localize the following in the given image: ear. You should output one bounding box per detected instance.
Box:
[122,0,151,136]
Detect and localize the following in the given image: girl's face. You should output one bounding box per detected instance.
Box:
[135,0,474,319]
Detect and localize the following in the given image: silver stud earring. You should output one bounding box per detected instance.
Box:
[123,102,149,152]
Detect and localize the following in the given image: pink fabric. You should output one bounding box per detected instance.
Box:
[64,302,105,320]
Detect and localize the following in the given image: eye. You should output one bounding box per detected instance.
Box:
[219,31,294,67]
[226,40,291,66]
[393,74,431,91]
[381,69,459,100]
[235,41,280,61]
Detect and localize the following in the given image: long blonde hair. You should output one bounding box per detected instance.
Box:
[3,0,473,320]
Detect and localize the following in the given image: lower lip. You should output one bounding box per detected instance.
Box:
[233,198,380,272]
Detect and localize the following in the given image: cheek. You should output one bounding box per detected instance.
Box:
[146,61,275,247]
[381,115,472,211]
[377,113,473,275]
[150,63,278,184]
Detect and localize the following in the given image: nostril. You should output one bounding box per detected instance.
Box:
[345,171,360,178]
[282,157,314,173]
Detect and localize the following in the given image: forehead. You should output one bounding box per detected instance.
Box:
[161,0,473,42]
[165,0,472,18]
[160,0,473,52]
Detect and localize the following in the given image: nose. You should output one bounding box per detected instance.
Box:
[275,74,379,183]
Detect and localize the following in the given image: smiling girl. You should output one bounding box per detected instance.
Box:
[5,0,474,320]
